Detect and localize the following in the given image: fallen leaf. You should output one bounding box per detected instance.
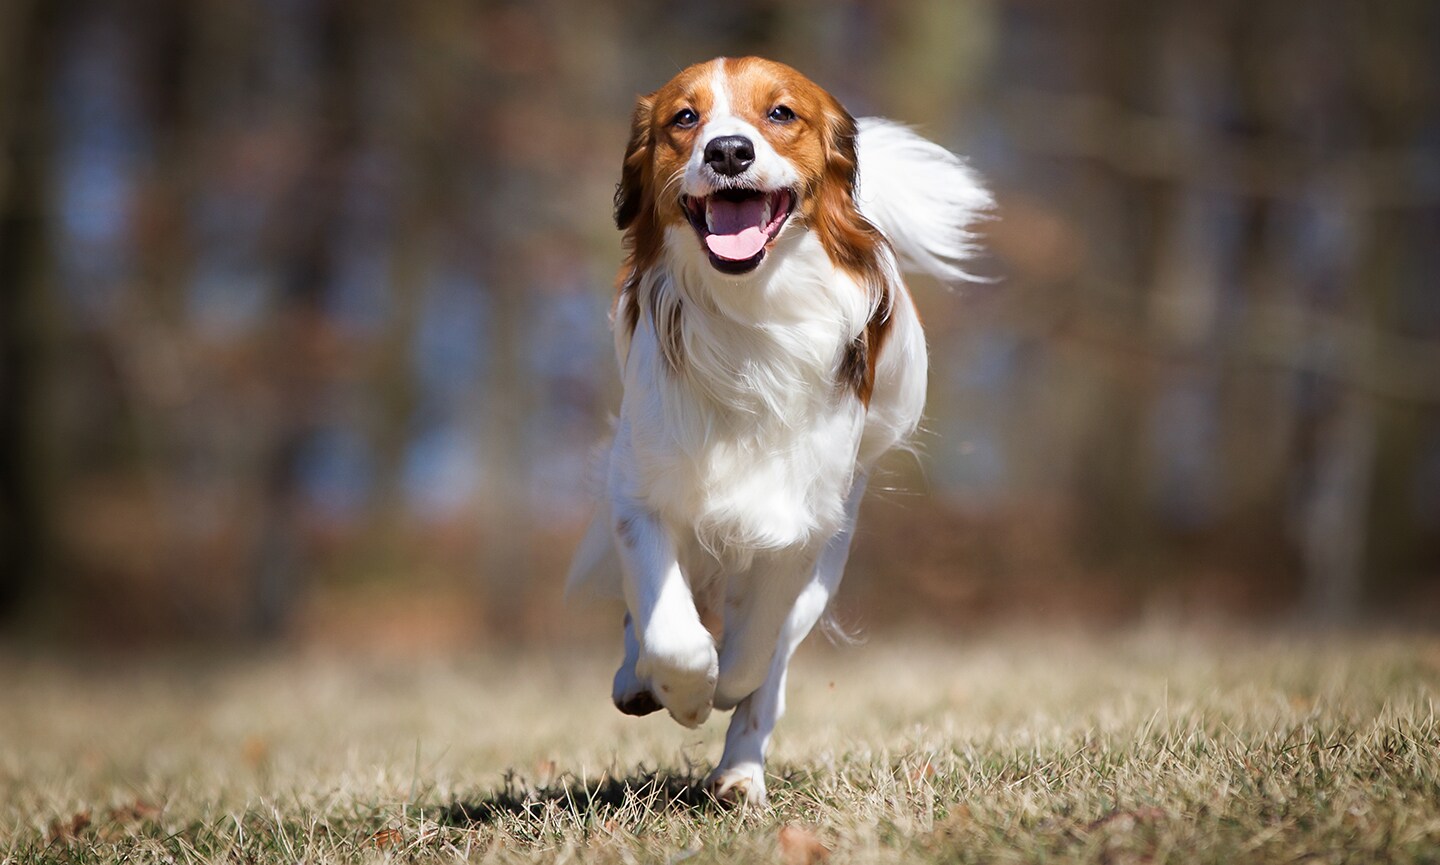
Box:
[1086,806,1166,833]
[46,810,92,844]
[908,761,937,782]
[779,824,831,865]
[931,803,973,839]
[242,736,270,767]
[368,828,404,848]
[107,799,161,823]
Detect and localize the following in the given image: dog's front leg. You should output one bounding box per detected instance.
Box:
[612,503,718,728]
[612,612,661,716]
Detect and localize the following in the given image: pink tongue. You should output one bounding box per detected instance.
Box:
[706,227,767,261]
[704,197,769,261]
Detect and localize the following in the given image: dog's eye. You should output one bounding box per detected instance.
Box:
[671,108,699,129]
[767,104,796,123]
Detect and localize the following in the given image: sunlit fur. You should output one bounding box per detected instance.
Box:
[569,57,991,806]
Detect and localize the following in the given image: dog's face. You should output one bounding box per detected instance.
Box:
[616,57,871,278]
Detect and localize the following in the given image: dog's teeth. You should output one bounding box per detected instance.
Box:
[705,199,715,232]
[761,198,771,226]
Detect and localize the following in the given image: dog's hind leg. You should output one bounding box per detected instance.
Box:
[705,560,846,806]
[711,545,823,712]
[706,472,868,806]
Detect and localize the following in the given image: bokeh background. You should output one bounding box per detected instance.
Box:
[2,0,1437,650]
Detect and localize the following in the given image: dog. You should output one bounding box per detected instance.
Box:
[566,56,990,805]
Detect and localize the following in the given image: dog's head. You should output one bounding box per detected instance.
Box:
[615,57,879,280]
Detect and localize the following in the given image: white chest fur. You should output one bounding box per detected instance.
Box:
[613,230,874,556]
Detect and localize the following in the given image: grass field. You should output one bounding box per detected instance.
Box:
[2,628,1438,864]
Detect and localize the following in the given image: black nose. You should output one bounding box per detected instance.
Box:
[704,135,755,177]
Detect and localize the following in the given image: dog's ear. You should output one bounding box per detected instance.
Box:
[614,94,654,231]
[820,98,860,197]
[813,94,893,407]
[812,95,884,277]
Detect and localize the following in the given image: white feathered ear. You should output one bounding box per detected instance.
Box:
[854,118,993,285]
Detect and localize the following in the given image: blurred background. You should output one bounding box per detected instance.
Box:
[1,0,1437,650]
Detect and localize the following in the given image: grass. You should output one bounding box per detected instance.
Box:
[2,627,1438,863]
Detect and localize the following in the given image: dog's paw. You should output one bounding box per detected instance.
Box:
[705,762,767,807]
[613,688,662,716]
[636,623,717,728]
[612,646,661,716]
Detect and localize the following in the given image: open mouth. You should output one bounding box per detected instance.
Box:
[682,188,796,275]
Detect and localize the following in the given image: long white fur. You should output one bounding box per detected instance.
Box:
[567,68,989,804]
[854,117,994,284]
[565,116,988,596]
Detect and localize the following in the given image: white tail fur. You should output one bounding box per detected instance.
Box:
[854,117,993,285]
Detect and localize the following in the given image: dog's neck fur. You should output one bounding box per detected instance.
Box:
[618,227,878,555]
[652,227,873,415]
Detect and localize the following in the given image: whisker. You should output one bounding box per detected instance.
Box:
[659,168,686,202]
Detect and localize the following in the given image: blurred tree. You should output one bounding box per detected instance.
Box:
[2,0,1437,642]
[0,0,67,621]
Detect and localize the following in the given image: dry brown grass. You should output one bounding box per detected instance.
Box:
[2,628,1438,863]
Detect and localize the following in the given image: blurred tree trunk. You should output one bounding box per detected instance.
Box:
[1073,0,1164,569]
[1301,392,1375,621]
[0,0,66,620]
[252,1,364,635]
[477,41,534,643]
[1322,0,1440,620]
[366,2,433,545]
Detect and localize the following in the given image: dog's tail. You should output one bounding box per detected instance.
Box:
[855,117,993,285]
